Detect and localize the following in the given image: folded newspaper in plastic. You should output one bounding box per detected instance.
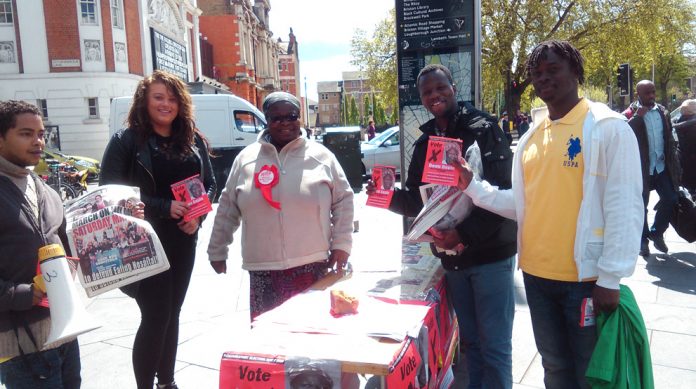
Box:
[64,185,170,297]
[405,144,483,253]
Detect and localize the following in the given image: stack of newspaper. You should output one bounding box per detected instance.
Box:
[405,185,472,244]
[64,185,170,297]
[405,144,483,254]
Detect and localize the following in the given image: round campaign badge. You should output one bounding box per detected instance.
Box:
[257,169,275,186]
[254,164,280,210]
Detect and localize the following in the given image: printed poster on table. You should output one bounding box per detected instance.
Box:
[219,352,285,388]
[421,136,462,186]
[284,357,341,389]
[219,353,342,389]
[386,337,422,389]
[366,165,396,208]
[170,174,212,222]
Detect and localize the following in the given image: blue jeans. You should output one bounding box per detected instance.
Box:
[642,169,678,241]
[523,273,596,389]
[445,256,515,389]
[0,338,81,389]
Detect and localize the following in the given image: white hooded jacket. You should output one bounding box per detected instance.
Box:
[464,100,643,289]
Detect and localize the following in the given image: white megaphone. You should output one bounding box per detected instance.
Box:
[38,244,101,347]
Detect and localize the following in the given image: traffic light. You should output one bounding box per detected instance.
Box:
[617,63,630,96]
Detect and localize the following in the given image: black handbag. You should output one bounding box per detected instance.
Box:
[670,187,696,243]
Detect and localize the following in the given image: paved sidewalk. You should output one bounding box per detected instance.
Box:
[4,189,694,388]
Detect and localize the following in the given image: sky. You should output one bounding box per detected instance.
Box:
[268,0,394,102]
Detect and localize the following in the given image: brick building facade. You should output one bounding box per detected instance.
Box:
[316,71,373,128]
[277,28,305,125]
[198,0,280,108]
[0,0,203,158]
[317,81,342,127]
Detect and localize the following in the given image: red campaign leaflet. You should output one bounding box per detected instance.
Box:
[366,165,396,208]
[421,136,462,186]
[170,174,212,222]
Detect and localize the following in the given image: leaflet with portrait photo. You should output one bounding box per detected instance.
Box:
[366,165,396,208]
[421,136,462,186]
[170,174,212,222]
[408,143,483,246]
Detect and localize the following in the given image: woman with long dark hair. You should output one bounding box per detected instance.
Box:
[99,70,216,389]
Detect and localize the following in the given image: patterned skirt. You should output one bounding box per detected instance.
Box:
[249,261,328,319]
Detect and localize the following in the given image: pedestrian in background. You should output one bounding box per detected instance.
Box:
[453,40,643,389]
[100,70,217,389]
[367,120,376,141]
[207,91,354,319]
[623,80,681,256]
[368,63,517,389]
[518,113,530,138]
[499,112,513,144]
[0,100,82,389]
[673,99,696,196]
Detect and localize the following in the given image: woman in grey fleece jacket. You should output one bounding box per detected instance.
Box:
[207,92,354,319]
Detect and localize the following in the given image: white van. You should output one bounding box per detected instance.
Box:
[110,94,266,199]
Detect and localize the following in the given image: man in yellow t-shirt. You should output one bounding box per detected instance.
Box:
[454,40,643,389]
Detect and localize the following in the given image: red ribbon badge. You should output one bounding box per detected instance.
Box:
[254,164,281,210]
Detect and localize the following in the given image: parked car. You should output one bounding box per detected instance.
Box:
[360,125,401,175]
[34,149,101,180]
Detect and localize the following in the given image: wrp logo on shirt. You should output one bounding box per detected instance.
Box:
[563,135,581,168]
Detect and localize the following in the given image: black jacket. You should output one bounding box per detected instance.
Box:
[674,116,696,191]
[389,103,517,270]
[99,128,217,221]
[624,103,681,192]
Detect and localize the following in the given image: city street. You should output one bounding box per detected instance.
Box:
[4,186,696,389]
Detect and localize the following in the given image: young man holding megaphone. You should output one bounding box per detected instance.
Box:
[0,100,82,388]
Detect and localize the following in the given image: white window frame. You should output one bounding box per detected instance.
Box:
[110,0,123,29]
[0,0,12,24]
[37,99,48,119]
[87,98,99,118]
[79,0,99,25]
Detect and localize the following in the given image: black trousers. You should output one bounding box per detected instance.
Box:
[133,223,197,389]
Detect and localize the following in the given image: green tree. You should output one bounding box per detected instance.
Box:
[481,0,696,114]
[349,95,360,125]
[375,101,386,126]
[363,94,371,125]
[351,2,696,116]
[350,9,397,117]
[389,108,398,125]
[341,95,348,125]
